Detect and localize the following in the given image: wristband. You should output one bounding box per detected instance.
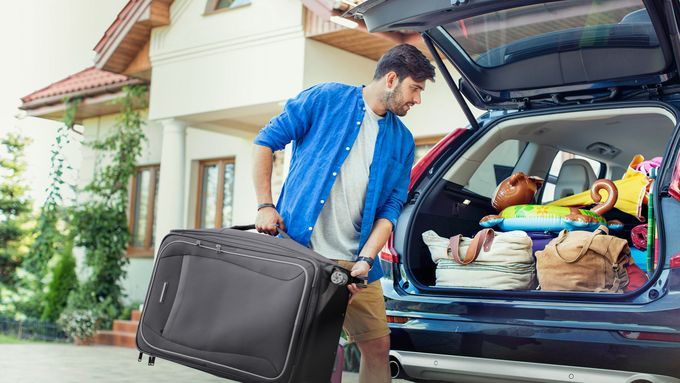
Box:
[257,203,276,211]
[356,256,374,267]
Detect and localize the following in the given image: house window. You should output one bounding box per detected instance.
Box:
[196,158,236,228]
[414,135,445,165]
[128,165,160,256]
[205,0,251,14]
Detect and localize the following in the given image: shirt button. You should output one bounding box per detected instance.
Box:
[356,121,361,125]
[362,107,366,111]
[332,172,337,176]
[345,146,350,151]
[320,200,325,204]
[308,227,313,231]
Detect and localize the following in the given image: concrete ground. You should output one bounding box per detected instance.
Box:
[0,344,412,383]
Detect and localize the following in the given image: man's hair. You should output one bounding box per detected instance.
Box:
[373,44,435,83]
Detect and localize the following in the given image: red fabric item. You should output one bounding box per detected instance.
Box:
[631,224,648,250]
[625,263,648,292]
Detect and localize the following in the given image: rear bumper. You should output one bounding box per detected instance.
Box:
[390,350,680,383]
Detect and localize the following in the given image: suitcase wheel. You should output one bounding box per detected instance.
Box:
[331,270,349,285]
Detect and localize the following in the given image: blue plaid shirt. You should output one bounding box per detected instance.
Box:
[254,83,414,283]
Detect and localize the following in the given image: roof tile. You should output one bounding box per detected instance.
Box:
[21,67,137,104]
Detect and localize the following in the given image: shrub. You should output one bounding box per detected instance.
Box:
[57,308,99,341]
[41,239,78,322]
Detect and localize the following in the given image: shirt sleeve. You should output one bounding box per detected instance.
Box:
[375,143,415,228]
[253,85,319,151]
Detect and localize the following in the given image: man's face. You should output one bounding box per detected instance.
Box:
[384,75,426,117]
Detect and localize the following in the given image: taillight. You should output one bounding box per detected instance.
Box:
[386,315,410,324]
[409,128,467,190]
[380,235,399,263]
[671,153,680,201]
[619,331,680,343]
[670,254,680,269]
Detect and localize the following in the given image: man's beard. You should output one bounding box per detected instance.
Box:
[384,83,411,117]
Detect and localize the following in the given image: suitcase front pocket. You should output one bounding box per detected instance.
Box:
[159,249,310,379]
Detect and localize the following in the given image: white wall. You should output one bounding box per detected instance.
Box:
[149,0,307,120]
[303,39,376,88]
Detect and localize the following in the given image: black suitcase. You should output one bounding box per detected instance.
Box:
[136,225,362,383]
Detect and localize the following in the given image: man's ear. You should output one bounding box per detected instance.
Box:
[385,71,399,90]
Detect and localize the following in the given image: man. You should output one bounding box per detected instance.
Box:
[252,44,435,383]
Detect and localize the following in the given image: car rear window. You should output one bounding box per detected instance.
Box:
[444,0,659,68]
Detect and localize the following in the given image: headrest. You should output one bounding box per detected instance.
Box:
[554,158,597,199]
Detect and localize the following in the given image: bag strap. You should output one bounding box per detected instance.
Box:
[552,226,608,263]
[449,229,495,265]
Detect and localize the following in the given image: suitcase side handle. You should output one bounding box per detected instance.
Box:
[227,224,292,240]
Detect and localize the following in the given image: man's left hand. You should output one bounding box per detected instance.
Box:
[347,260,370,304]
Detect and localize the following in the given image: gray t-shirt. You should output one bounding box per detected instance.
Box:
[309,100,382,260]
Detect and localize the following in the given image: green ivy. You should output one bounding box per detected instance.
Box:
[24,99,79,277]
[70,85,147,327]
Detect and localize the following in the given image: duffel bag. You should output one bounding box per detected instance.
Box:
[536,225,630,292]
[422,228,535,289]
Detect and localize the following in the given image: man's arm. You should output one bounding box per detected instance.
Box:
[252,85,321,234]
[253,144,285,235]
[350,218,392,278]
[347,218,392,303]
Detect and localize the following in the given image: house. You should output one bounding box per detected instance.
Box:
[20,0,474,307]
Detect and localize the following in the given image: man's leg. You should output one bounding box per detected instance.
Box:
[357,334,391,383]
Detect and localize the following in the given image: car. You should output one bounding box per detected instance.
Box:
[348,1,680,382]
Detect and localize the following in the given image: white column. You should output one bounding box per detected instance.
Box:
[154,119,187,256]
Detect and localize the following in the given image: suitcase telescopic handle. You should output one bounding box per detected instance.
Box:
[228,224,292,240]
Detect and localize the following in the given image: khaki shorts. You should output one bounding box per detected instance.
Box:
[336,260,390,344]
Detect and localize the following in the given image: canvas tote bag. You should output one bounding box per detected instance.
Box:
[536,225,631,292]
[423,228,535,289]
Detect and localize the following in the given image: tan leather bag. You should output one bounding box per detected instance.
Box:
[536,226,630,292]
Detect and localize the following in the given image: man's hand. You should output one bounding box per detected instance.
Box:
[347,260,371,304]
[255,207,286,236]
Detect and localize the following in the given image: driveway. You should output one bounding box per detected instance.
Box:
[0,344,411,382]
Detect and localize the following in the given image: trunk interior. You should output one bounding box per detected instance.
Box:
[404,104,676,293]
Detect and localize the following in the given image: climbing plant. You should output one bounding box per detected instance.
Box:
[69,85,147,325]
[24,99,79,277]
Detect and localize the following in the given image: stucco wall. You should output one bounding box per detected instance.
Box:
[148,0,306,120]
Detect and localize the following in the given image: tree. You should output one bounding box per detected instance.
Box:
[0,133,32,285]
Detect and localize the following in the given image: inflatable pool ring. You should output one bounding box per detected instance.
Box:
[480,179,623,232]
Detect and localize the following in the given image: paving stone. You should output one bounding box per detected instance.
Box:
[0,344,410,383]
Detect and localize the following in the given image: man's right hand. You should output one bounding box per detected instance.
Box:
[255,207,286,236]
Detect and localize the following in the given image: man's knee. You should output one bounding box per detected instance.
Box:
[357,335,390,360]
